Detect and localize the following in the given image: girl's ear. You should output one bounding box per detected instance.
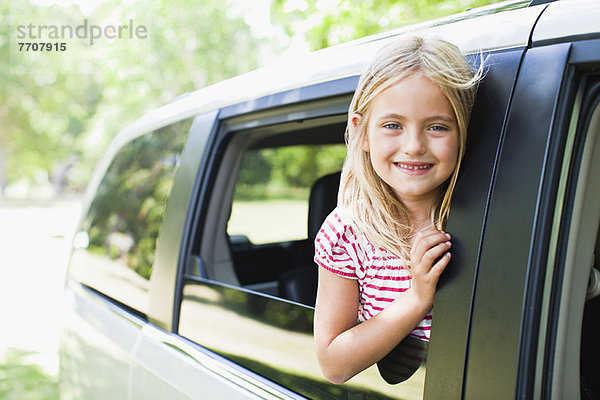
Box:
[350,113,363,129]
[350,113,369,152]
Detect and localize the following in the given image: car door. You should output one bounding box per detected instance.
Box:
[423,45,527,399]
[168,41,534,399]
[437,3,600,398]
[459,40,573,400]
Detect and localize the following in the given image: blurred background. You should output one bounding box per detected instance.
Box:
[1,0,502,398]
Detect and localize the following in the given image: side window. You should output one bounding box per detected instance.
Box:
[70,119,192,316]
[179,117,427,399]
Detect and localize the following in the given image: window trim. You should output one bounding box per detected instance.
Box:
[149,111,220,331]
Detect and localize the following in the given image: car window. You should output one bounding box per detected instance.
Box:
[69,119,192,316]
[227,144,346,245]
[179,115,428,399]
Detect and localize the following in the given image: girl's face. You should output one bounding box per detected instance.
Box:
[358,73,459,208]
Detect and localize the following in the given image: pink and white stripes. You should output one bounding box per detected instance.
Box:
[314,208,432,341]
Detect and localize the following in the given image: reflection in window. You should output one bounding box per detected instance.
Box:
[179,280,427,399]
[70,119,192,315]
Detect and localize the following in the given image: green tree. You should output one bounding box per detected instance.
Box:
[1,1,104,193]
[270,0,505,50]
[0,0,262,195]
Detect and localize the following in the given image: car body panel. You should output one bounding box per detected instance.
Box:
[424,47,525,400]
[464,43,572,399]
[60,283,142,400]
[532,0,600,46]
[130,324,270,400]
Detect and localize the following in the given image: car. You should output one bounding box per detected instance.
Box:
[59,0,600,398]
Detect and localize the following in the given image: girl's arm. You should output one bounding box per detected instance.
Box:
[314,228,451,384]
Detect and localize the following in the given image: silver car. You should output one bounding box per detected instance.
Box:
[60,0,600,398]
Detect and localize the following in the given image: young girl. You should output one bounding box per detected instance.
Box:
[313,36,480,385]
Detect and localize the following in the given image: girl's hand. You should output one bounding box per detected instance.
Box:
[409,228,452,306]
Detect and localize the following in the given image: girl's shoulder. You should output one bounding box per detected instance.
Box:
[314,206,368,277]
[315,207,405,277]
[319,207,403,262]
[316,206,375,256]
[318,206,358,241]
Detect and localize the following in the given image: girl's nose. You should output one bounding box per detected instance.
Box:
[402,129,427,155]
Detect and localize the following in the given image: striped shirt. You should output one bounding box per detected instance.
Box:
[314,207,432,341]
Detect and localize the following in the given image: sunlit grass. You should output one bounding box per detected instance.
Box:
[0,348,59,400]
[228,199,308,244]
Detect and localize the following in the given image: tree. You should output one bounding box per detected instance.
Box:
[270,0,505,50]
[0,0,262,195]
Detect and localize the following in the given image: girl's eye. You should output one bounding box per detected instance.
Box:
[384,123,401,130]
[429,125,448,132]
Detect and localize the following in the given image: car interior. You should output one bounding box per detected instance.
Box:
[579,102,600,398]
[195,116,347,307]
[580,229,599,400]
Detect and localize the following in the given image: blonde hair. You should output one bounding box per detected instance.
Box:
[339,35,481,262]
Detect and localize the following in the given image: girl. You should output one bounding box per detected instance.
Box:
[313,36,480,385]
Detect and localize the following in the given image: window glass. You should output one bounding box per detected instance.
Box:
[179,280,427,399]
[227,144,346,244]
[70,119,192,315]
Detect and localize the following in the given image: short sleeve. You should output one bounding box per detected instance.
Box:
[314,209,362,279]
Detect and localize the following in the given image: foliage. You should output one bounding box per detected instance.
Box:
[1,0,260,195]
[0,349,58,400]
[234,144,346,201]
[270,0,505,51]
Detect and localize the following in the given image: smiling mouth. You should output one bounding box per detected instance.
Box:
[395,163,432,170]
[393,162,434,176]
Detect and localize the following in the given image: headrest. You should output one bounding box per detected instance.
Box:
[308,171,341,241]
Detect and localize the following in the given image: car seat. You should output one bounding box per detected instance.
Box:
[278,171,341,306]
